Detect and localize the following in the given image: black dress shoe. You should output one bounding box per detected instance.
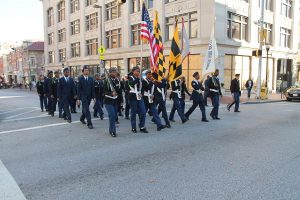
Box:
[210,114,216,120]
[184,114,189,120]
[88,124,93,129]
[227,105,230,111]
[100,115,104,120]
[64,117,67,120]
[110,132,116,137]
[94,115,99,118]
[67,119,72,123]
[234,110,241,112]
[157,125,166,131]
[169,119,175,122]
[125,116,129,120]
[41,109,44,112]
[132,129,137,133]
[202,119,209,122]
[215,117,221,120]
[166,124,171,128]
[80,119,87,124]
[115,121,120,124]
[140,128,149,133]
[59,115,64,118]
[182,119,188,124]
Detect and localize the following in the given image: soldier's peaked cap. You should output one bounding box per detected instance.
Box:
[193,72,199,77]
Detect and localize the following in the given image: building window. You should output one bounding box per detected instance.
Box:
[49,51,55,63]
[227,12,248,41]
[281,0,292,18]
[86,38,98,56]
[58,1,65,22]
[71,42,81,57]
[106,1,121,20]
[47,8,54,27]
[30,57,36,66]
[71,20,80,35]
[131,0,153,13]
[131,24,141,46]
[166,12,198,41]
[59,48,66,62]
[106,29,122,48]
[258,23,272,45]
[86,12,98,31]
[48,33,54,45]
[58,28,66,42]
[259,0,273,11]
[70,0,80,13]
[86,0,97,7]
[280,27,291,48]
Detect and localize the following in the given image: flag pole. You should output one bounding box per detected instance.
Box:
[140,0,144,73]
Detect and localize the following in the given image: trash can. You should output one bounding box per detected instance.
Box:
[260,87,268,100]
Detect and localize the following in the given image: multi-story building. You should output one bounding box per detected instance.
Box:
[41,0,299,91]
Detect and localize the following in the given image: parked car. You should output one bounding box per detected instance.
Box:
[285,83,300,101]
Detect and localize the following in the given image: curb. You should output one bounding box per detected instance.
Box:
[242,100,286,105]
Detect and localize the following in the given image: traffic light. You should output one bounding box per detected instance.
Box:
[252,50,262,57]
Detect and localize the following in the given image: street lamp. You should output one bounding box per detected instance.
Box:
[265,45,271,88]
[93,4,103,74]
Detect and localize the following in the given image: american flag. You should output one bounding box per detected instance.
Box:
[141,3,158,70]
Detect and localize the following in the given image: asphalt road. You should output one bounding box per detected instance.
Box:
[0,89,300,200]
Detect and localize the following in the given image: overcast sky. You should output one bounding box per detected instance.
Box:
[0,0,44,44]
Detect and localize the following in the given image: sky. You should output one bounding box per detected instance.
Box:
[0,0,44,45]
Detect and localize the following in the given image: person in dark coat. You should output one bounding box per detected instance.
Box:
[36,75,47,112]
[204,75,211,106]
[185,72,208,122]
[44,71,53,114]
[93,74,104,119]
[70,79,78,114]
[57,68,76,123]
[77,66,95,129]
[123,75,130,120]
[207,69,222,120]
[227,74,241,112]
[245,78,253,98]
[103,67,119,137]
[49,71,59,117]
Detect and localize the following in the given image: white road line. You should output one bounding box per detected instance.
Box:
[5,109,40,120]
[0,107,40,115]
[0,96,23,99]
[2,114,49,122]
[0,160,27,200]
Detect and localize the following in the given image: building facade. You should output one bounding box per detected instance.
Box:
[41,0,299,91]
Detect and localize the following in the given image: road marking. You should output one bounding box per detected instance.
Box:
[0,96,23,99]
[5,108,40,120]
[2,114,49,122]
[0,160,27,200]
[0,107,40,115]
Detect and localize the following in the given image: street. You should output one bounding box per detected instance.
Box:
[0,89,300,200]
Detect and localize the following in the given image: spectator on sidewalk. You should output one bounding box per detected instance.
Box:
[227,74,241,112]
[245,78,253,98]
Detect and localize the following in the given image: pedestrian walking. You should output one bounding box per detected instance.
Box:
[245,78,253,98]
[77,66,95,129]
[128,66,148,133]
[57,68,76,123]
[93,74,104,120]
[185,72,208,122]
[227,74,241,112]
[103,67,119,137]
[44,71,53,114]
[207,69,222,120]
[36,75,47,112]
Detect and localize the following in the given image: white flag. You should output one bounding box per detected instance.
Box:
[181,17,190,62]
[203,27,219,77]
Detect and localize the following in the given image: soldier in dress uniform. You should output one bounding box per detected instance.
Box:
[154,77,171,128]
[44,71,53,114]
[169,78,188,123]
[185,72,209,122]
[36,75,47,112]
[103,67,119,137]
[93,74,104,120]
[128,66,148,133]
[70,78,78,114]
[142,70,166,131]
[114,73,123,124]
[123,75,130,120]
[49,71,59,117]
[207,69,222,120]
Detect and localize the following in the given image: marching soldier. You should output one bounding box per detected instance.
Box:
[169,78,188,123]
[44,71,53,114]
[49,71,59,117]
[142,70,166,131]
[77,66,95,129]
[154,77,171,128]
[93,74,104,120]
[116,72,124,118]
[179,76,191,113]
[123,75,130,120]
[207,69,222,120]
[128,66,148,133]
[70,78,78,114]
[185,72,209,122]
[57,68,76,123]
[103,67,119,137]
[36,75,47,112]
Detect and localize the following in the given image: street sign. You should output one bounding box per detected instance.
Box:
[98,46,106,54]
[99,55,105,60]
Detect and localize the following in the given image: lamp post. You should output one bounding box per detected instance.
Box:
[93,4,103,74]
[265,45,270,88]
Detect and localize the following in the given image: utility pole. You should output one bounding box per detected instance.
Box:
[256,0,265,99]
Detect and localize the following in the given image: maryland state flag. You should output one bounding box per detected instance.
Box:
[168,19,182,81]
[153,10,166,81]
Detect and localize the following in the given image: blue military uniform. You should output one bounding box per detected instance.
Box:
[44,71,53,114]
[207,75,222,120]
[36,80,47,112]
[93,78,104,119]
[49,76,59,117]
